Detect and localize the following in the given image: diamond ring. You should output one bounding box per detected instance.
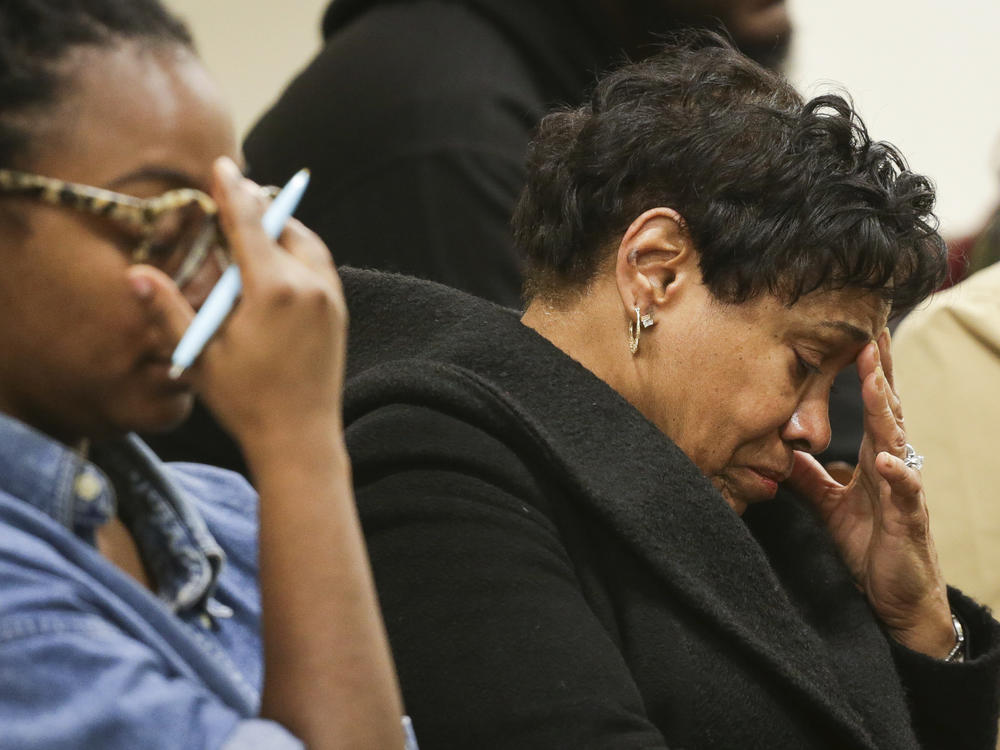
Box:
[903,443,924,471]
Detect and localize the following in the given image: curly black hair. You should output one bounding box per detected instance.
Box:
[513,32,946,314]
[0,0,193,168]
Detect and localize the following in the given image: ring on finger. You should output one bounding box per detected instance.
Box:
[903,443,924,471]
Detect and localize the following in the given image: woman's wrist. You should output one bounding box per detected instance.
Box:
[237,410,346,469]
[240,418,350,484]
[888,604,960,660]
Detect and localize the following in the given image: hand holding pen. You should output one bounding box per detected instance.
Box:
[169,165,312,378]
[129,156,348,444]
[127,159,403,749]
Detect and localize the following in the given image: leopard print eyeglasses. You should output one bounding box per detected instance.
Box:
[0,169,278,288]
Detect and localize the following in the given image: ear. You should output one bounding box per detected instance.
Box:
[613,207,698,320]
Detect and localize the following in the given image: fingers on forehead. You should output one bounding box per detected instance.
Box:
[862,368,907,454]
[215,176,271,272]
[877,328,895,384]
[855,340,878,374]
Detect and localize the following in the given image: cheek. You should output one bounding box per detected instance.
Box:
[735,384,799,437]
[16,258,151,374]
[701,374,798,466]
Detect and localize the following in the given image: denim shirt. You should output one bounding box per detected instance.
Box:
[0,414,420,750]
[0,412,322,748]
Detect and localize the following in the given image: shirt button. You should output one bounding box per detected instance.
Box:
[73,471,102,502]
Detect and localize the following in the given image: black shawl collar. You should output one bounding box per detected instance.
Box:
[342,268,882,749]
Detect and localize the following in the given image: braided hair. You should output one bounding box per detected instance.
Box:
[0,0,193,168]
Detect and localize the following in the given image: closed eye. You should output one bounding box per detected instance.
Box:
[794,351,822,380]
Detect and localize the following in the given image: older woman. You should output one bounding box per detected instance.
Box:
[0,2,409,748]
[340,35,1000,749]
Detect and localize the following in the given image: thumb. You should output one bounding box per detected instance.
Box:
[128,265,194,345]
[824,460,857,486]
[785,450,840,506]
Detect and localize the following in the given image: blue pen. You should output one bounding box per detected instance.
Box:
[168,168,311,379]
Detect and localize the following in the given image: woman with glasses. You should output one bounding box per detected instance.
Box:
[0,2,410,749]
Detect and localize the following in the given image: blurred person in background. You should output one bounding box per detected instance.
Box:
[893,247,1000,616]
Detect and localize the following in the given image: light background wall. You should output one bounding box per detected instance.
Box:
[164,0,1000,239]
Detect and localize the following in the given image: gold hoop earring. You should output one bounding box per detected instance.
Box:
[628,307,655,355]
[628,307,641,355]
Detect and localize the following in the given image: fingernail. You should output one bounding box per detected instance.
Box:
[875,364,885,391]
[129,274,153,300]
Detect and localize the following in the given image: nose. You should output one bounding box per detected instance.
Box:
[780,392,832,455]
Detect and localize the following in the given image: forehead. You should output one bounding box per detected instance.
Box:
[25,41,237,189]
[775,287,888,341]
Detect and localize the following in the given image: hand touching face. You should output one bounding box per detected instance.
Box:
[786,331,955,658]
[0,41,238,442]
[633,284,884,514]
[130,157,348,450]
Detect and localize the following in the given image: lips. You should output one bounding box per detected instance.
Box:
[738,462,795,503]
[142,353,176,370]
[749,465,791,484]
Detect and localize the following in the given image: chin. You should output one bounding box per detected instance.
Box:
[120,391,196,436]
[712,475,773,516]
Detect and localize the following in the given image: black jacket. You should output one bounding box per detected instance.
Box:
[243,0,625,309]
[341,268,1000,750]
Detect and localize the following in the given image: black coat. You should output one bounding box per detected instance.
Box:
[341,269,1000,750]
[244,0,621,309]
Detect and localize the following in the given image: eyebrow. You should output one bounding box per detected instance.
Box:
[818,320,873,343]
[106,166,202,191]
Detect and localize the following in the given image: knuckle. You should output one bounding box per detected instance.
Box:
[889,433,908,455]
[256,267,343,317]
[267,280,297,306]
[296,277,339,313]
[302,283,331,308]
[285,217,312,239]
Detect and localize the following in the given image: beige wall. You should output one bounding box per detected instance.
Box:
[787,0,1000,239]
[162,0,328,138]
[168,0,1000,240]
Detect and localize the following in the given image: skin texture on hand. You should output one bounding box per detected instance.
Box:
[786,330,955,659]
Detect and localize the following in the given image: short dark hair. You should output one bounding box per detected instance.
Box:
[0,0,193,168]
[513,33,946,313]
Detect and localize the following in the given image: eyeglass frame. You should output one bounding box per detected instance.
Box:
[0,168,278,288]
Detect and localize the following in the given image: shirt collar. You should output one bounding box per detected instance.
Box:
[0,412,226,613]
